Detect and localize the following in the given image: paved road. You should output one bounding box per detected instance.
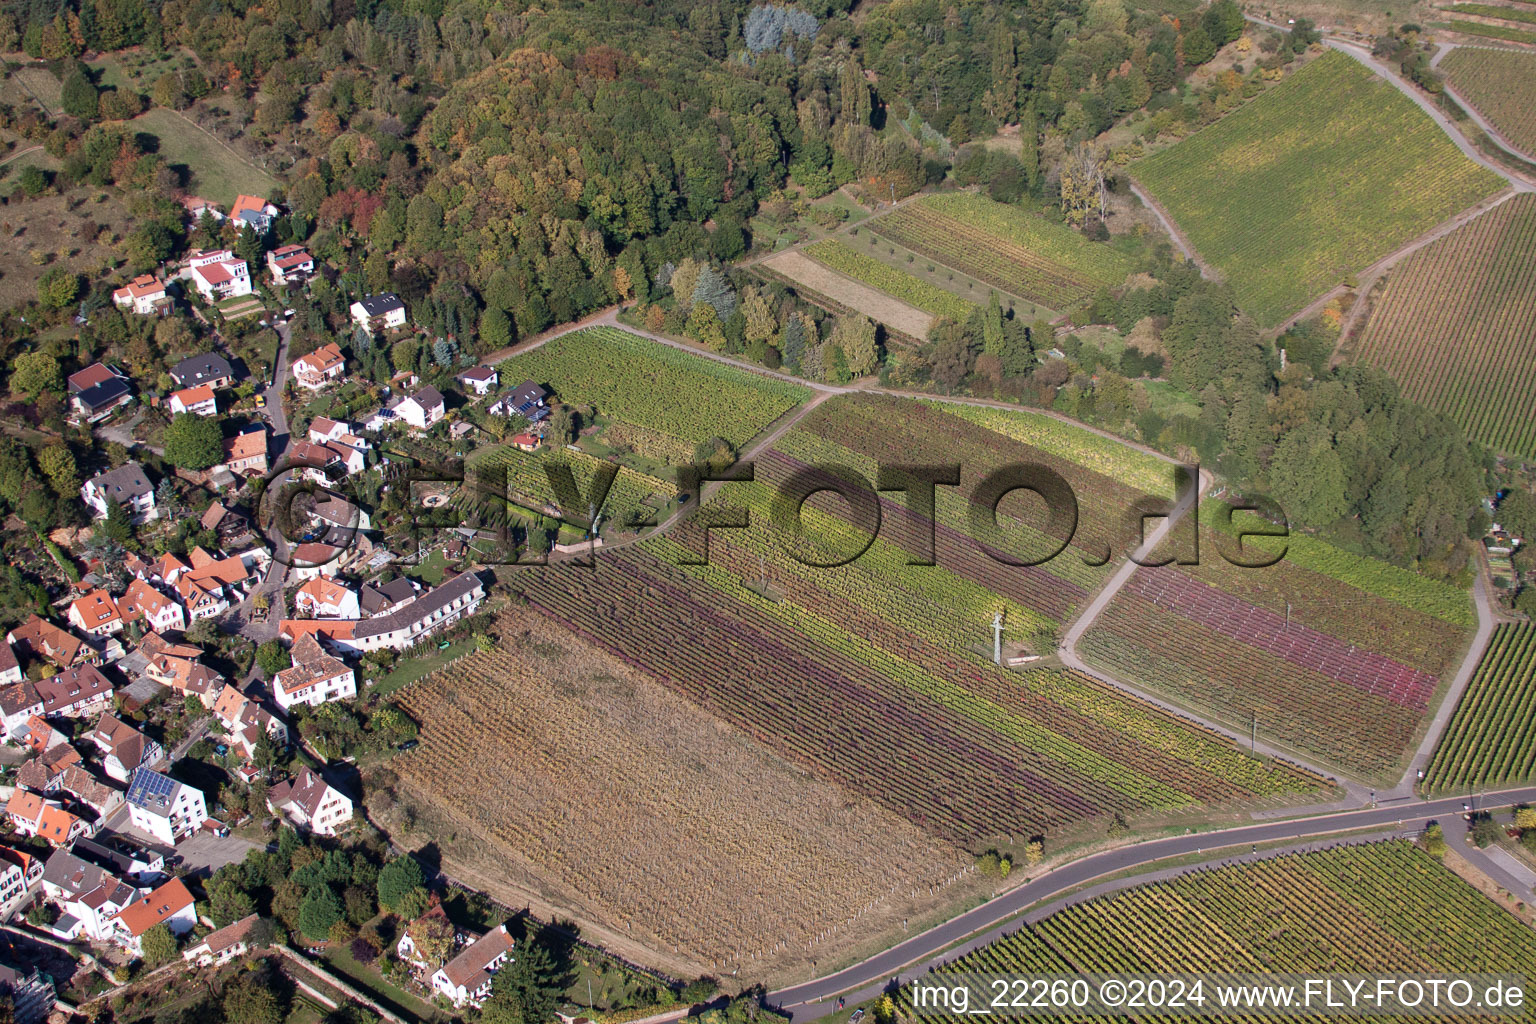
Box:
[767,786,1536,1020]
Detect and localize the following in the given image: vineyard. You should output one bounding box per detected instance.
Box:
[758,249,935,341]
[1446,3,1536,24]
[392,607,975,981]
[1353,194,1536,456]
[1078,520,1472,779]
[465,443,675,528]
[1439,48,1536,158]
[491,326,810,448]
[802,238,976,321]
[867,193,1135,310]
[1432,18,1536,41]
[1424,624,1536,793]
[504,396,1328,848]
[1132,50,1504,327]
[900,841,1536,1022]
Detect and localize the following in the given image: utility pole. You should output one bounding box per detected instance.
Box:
[992,610,1004,666]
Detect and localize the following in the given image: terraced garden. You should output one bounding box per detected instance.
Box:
[1132,50,1504,327]
[1353,194,1536,456]
[900,840,1536,1022]
[868,192,1135,311]
[511,397,1328,848]
[1438,47,1536,158]
[1424,623,1536,793]
[1079,511,1474,780]
[802,238,976,321]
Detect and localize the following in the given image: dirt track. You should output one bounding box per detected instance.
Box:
[762,250,936,339]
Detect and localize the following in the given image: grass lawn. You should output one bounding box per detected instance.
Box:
[12,66,61,115]
[130,106,278,207]
[320,945,444,1022]
[1133,50,1503,327]
[373,637,475,696]
[404,548,451,585]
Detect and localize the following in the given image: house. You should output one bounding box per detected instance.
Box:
[273,634,356,710]
[146,648,222,699]
[349,293,406,330]
[67,590,123,636]
[7,616,85,669]
[55,763,124,819]
[397,387,445,431]
[111,876,197,955]
[56,872,139,943]
[188,250,252,302]
[511,431,541,452]
[0,641,17,688]
[6,790,89,846]
[489,379,550,422]
[359,579,418,618]
[230,194,278,232]
[118,579,186,634]
[111,275,169,316]
[14,714,65,753]
[82,463,158,522]
[397,904,465,967]
[277,618,356,649]
[294,576,360,619]
[126,767,207,844]
[210,684,288,758]
[221,425,268,476]
[15,743,80,792]
[181,195,224,222]
[266,765,353,836]
[293,342,345,389]
[68,363,125,394]
[0,683,43,742]
[0,846,42,910]
[169,352,235,390]
[0,959,52,1024]
[430,922,515,1008]
[85,714,165,784]
[266,244,315,285]
[308,417,355,444]
[72,835,165,885]
[288,543,345,583]
[36,664,114,720]
[71,375,134,423]
[457,366,499,395]
[168,384,218,417]
[184,913,260,966]
[339,571,487,654]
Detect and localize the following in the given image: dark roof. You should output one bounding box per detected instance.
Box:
[170,352,234,387]
[359,578,417,616]
[74,377,132,412]
[458,366,497,382]
[510,379,546,405]
[357,293,404,317]
[41,849,106,898]
[499,379,550,420]
[411,386,444,410]
[86,463,153,502]
[353,571,484,640]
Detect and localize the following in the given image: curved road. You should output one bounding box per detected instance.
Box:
[768,785,1536,1019]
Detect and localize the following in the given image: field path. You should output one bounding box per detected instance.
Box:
[0,145,41,168]
[761,249,935,338]
[1128,180,1216,279]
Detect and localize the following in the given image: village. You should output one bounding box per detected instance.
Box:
[0,187,575,1022]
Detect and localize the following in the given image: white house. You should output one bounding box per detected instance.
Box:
[293,576,360,619]
[230,194,278,232]
[82,463,158,523]
[67,591,123,636]
[111,877,197,955]
[456,366,498,395]
[168,384,218,417]
[272,635,356,711]
[125,767,207,845]
[430,923,515,1008]
[349,293,406,330]
[293,342,346,390]
[266,244,315,285]
[210,684,289,759]
[396,387,445,431]
[57,873,140,942]
[111,275,168,316]
[327,571,486,655]
[69,364,133,423]
[266,766,353,837]
[183,913,260,966]
[35,665,114,720]
[5,790,89,847]
[169,353,235,390]
[187,249,252,302]
[118,579,186,634]
[84,714,164,784]
[0,846,42,913]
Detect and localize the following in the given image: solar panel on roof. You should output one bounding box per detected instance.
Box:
[127,767,177,808]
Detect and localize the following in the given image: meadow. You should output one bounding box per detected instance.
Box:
[1132,50,1504,327]
[1353,194,1536,456]
[1424,623,1536,793]
[1439,47,1536,158]
[131,107,279,206]
[899,841,1536,1022]
[868,192,1135,311]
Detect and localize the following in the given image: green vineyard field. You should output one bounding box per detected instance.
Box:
[1354,194,1536,456]
[1132,50,1503,327]
[1439,47,1536,158]
[901,841,1536,1022]
[1424,623,1536,793]
[802,238,976,321]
